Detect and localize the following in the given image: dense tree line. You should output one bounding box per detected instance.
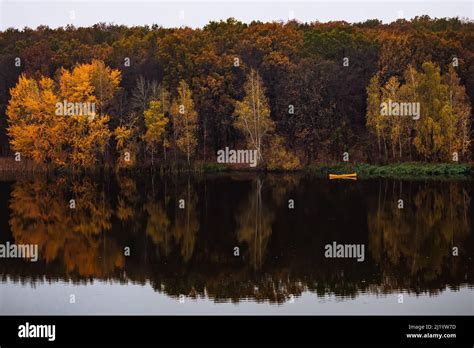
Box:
[0,16,472,168]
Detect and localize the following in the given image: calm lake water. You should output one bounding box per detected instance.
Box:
[0,173,472,315]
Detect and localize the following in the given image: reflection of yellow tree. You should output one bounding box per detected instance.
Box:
[235,178,274,270]
[266,174,300,204]
[368,181,470,283]
[70,179,112,235]
[116,175,139,222]
[145,200,171,257]
[9,178,123,277]
[10,178,71,263]
[171,178,199,262]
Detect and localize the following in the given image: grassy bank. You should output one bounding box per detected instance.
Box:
[306,162,473,179]
[0,157,232,175]
[0,156,473,179]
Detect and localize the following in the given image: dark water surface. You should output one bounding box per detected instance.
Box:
[0,173,472,314]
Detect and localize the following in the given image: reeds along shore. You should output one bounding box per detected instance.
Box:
[0,156,472,180]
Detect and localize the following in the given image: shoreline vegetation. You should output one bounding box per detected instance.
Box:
[0,156,472,179]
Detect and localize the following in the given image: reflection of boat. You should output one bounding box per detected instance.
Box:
[329,173,357,180]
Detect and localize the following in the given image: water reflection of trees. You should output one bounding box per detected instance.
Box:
[2,175,472,303]
[235,178,273,270]
[143,176,199,262]
[234,174,300,270]
[9,177,123,277]
[368,180,471,293]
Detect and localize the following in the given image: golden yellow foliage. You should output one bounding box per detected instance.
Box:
[143,100,169,165]
[170,80,198,165]
[114,125,137,167]
[233,69,275,165]
[265,136,300,170]
[6,61,120,169]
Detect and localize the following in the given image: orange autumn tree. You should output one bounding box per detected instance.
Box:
[59,60,121,168]
[6,75,68,165]
[6,60,121,168]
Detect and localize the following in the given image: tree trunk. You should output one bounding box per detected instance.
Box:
[398,135,402,159]
[377,131,381,159]
[163,141,166,162]
[203,119,206,162]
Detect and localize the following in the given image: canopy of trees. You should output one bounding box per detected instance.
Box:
[0,17,472,169]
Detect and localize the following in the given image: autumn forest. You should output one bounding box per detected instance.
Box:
[1,13,473,319]
[0,16,473,171]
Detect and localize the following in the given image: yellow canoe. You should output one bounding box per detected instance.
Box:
[329,173,357,180]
